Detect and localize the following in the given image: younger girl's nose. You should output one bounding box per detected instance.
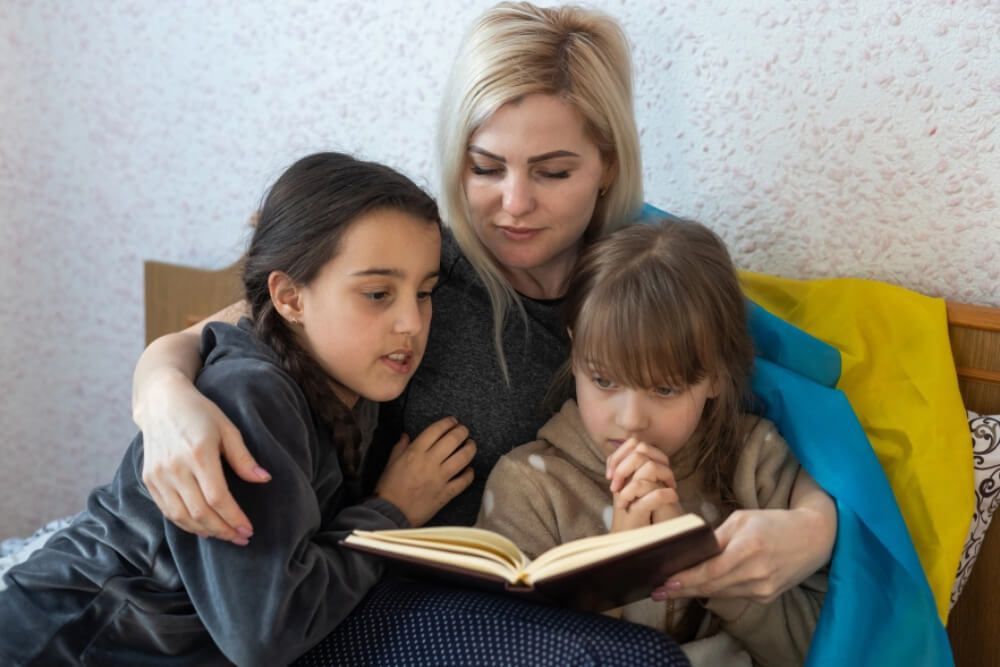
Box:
[615,391,649,432]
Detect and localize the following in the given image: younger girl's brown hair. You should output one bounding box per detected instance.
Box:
[562,219,755,503]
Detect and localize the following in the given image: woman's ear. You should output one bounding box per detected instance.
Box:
[599,156,618,196]
[268,271,305,325]
[566,327,574,341]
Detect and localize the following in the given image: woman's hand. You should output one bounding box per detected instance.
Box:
[606,438,684,532]
[375,417,476,526]
[139,369,269,546]
[652,473,836,602]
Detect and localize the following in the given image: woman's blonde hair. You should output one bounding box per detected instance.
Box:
[437,1,643,381]
[562,220,756,504]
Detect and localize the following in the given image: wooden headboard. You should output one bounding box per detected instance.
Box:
[944,302,1000,667]
[143,259,1000,665]
[144,260,243,344]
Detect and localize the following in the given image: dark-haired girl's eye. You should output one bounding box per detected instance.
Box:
[364,291,389,302]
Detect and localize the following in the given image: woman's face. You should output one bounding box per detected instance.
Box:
[463,93,610,295]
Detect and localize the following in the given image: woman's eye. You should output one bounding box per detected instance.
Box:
[364,291,389,302]
[538,170,570,179]
[654,386,677,397]
[470,164,501,176]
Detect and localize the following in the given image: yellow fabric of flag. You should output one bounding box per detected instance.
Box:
[740,271,972,622]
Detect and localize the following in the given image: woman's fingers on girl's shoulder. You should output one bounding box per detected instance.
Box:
[192,461,253,544]
[220,418,269,484]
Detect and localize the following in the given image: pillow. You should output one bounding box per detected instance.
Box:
[951,412,1000,607]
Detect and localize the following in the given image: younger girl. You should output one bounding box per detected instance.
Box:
[0,152,475,666]
[477,219,830,666]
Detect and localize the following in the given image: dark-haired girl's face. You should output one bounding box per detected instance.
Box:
[294,210,440,406]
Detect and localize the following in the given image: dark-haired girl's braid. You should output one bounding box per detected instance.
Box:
[253,304,361,478]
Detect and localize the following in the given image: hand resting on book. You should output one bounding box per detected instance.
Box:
[654,469,836,603]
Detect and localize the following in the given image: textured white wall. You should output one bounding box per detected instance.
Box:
[1,1,997,539]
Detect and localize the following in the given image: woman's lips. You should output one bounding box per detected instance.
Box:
[498,226,541,241]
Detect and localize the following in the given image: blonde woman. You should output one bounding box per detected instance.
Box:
[126,3,833,662]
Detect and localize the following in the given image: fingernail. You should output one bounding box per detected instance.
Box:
[666,579,682,591]
[254,466,272,481]
[237,525,253,538]
[232,537,250,547]
[651,590,668,602]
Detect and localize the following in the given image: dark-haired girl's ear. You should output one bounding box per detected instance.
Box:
[268,270,305,325]
[566,327,574,341]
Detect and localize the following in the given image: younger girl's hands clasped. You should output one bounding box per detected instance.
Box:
[605,438,685,532]
[375,416,476,526]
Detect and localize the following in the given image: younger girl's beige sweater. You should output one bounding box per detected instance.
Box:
[476,400,827,667]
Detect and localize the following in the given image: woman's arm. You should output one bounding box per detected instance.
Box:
[655,469,836,602]
[133,301,269,545]
[694,470,831,666]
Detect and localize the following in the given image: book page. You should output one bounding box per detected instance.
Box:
[525,514,705,581]
[346,527,528,574]
[344,534,525,583]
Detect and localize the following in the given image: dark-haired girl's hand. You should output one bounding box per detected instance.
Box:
[375,416,476,526]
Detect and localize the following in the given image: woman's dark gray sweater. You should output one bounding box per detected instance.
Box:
[375,230,570,526]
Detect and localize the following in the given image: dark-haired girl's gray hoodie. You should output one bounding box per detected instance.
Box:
[0,320,407,666]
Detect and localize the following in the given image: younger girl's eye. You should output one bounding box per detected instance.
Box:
[653,386,678,397]
[591,374,616,390]
[364,291,389,302]
[417,290,433,301]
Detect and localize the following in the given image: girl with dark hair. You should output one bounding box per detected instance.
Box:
[0,152,473,666]
[477,220,830,665]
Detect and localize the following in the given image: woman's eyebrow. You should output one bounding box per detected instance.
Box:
[467,145,580,163]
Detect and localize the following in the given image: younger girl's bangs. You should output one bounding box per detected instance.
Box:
[570,269,712,390]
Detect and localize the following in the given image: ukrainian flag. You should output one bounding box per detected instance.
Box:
[641,205,970,665]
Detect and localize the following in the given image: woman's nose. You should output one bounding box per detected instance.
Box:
[502,174,535,217]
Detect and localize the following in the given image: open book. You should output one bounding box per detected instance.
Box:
[342,513,719,611]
